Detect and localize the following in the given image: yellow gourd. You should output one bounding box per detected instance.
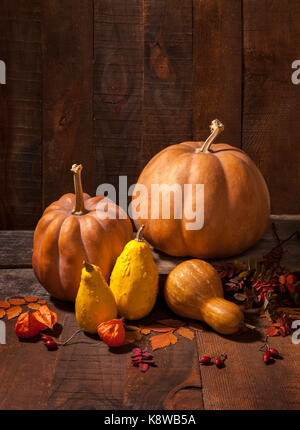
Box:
[164,259,244,335]
[75,262,117,333]
[110,225,159,320]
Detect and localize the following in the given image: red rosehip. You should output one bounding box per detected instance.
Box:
[263,351,272,364]
[200,355,211,364]
[215,357,224,367]
[268,348,279,358]
[45,340,58,350]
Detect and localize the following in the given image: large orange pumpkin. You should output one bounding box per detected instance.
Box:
[32,164,133,302]
[133,120,270,258]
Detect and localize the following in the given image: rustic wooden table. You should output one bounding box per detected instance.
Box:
[0,216,299,410]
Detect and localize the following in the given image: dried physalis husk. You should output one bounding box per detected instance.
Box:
[6,306,23,320]
[24,297,38,303]
[8,298,25,306]
[0,309,5,319]
[32,305,57,330]
[15,312,41,338]
[27,303,41,310]
[0,301,10,309]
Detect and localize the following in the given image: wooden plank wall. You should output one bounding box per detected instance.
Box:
[0,0,300,229]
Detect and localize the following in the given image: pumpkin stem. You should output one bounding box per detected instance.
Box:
[136,225,145,242]
[196,119,224,153]
[71,164,88,215]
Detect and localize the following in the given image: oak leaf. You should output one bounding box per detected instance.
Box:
[24,297,39,303]
[0,301,10,309]
[150,331,178,350]
[27,303,41,310]
[176,326,194,340]
[6,306,22,319]
[8,298,25,306]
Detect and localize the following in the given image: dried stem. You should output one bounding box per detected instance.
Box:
[71,164,87,215]
[58,329,83,346]
[195,119,224,153]
[136,225,145,242]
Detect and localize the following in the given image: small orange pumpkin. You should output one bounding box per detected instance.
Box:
[32,164,133,302]
[133,120,270,258]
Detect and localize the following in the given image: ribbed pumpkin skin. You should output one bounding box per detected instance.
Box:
[134,142,270,258]
[32,193,133,302]
[164,259,244,335]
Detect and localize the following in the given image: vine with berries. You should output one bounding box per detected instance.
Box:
[214,223,300,337]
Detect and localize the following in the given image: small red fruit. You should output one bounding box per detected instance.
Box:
[45,340,58,350]
[200,356,211,364]
[215,357,223,367]
[97,318,125,347]
[268,348,279,358]
[263,351,272,364]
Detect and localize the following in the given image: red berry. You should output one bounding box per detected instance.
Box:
[45,340,58,350]
[41,335,53,342]
[268,348,279,358]
[215,357,223,367]
[200,355,211,364]
[263,351,272,364]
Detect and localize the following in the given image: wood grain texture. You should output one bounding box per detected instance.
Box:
[243,0,300,214]
[142,0,193,165]
[42,0,95,208]
[0,0,42,229]
[1,217,299,272]
[0,269,203,410]
[0,264,299,410]
[193,0,242,147]
[94,0,144,205]
[195,315,300,410]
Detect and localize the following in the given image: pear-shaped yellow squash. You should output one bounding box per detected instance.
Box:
[75,262,117,333]
[110,225,159,320]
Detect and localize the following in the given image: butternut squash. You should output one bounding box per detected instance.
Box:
[164,259,244,335]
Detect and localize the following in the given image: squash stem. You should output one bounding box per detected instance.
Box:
[71,164,88,215]
[136,225,145,242]
[195,119,224,154]
[83,260,94,272]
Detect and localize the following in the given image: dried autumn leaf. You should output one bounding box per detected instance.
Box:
[188,321,204,331]
[141,328,151,335]
[150,331,178,351]
[37,299,46,305]
[125,325,141,332]
[0,309,5,318]
[6,306,22,320]
[24,297,39,303]
[266,325,279,337]
[32,305,57,330]
[157,319,184,328]
[8,298,25,306]
[0,301,10,309]
[123,330,142,345]
[140,324,175,333]
[27,303,41,310]
[176,326,194,341]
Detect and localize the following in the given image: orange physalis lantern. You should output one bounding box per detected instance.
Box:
[14,312,41,339]
[97,318,125,347]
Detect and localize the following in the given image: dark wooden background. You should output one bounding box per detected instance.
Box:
[0,0,300,229]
